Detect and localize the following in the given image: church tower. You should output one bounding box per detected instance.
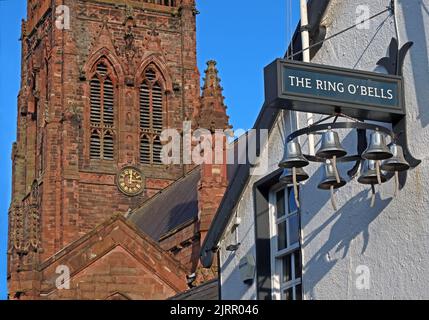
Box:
[8,0,229,299]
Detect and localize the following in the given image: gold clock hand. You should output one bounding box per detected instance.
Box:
[128,173,135,185]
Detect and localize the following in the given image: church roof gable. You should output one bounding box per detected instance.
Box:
[38,215,188,297]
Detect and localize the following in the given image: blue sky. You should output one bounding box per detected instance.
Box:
[0,0,299,300]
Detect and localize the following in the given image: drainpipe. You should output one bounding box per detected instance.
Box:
[300,0,315,155]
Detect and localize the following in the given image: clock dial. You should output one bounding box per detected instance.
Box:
[117,167,144,196]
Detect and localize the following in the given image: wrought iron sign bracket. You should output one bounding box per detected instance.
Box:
[377,37,421,169]
[268,37,422,211]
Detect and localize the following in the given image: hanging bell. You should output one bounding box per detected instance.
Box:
[318,160,346,211]
[317,160,347,190]
[358,160,387,185]
[362,131,393,160]
[316,129,347,159]
[381,143,410,172]
[279,141,309,168]
[279,167,309,185]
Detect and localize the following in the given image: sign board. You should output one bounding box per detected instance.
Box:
[264,59,405,122]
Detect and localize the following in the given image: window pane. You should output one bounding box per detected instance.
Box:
[282,254,292,283]
[288,188,298,213]
[90,79,101,124]
[140,136,151,164]
[103,132,114,160]
[153,136,163,164]
[140,83,150,129]
[276,190,285,218]
[152,83,163,133]
[283,287,293,301]
[277,221,287,251]
[295,284,302,300]
[90,133,101,159]
[288,214,300,246]
[103,78,114,125]
[294,250,302,279]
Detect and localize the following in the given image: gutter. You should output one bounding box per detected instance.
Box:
[200,0,332,268]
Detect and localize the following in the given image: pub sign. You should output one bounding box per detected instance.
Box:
[264,59,404,122]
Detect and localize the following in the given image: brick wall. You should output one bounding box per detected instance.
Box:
[9,0,200,273]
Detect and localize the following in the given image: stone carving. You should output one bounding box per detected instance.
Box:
[145,24,163,52]
[27,181,41,252]
[10,181,41,256]
[123,7,138,85]
[62,103,82,126]
[11,204,24,255]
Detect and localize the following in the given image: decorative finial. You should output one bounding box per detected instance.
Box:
[377,38,413,76]
[203,60,221,90]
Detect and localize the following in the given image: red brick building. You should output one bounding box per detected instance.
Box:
[8,0,230,300]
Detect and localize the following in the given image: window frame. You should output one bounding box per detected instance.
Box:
[88,59,117,162]
[138,65,165,166]
[269,185,303,300]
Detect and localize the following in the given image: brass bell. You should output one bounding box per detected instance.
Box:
[318,160,346,211]
[279,167,309,185]
[317,160,346,190]
[358,160,387,185]
[279,141,309,168]
[316,129,347,159]
[381,143,410,172]
[380,143,409,198]
[362,131,393,160]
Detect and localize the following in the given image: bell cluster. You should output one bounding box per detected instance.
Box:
[279,128,411,210]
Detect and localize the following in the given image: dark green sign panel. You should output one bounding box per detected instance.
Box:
[264,59,404,122]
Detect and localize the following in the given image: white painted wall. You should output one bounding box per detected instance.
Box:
[219,0,429,300]
[219,112,293,300]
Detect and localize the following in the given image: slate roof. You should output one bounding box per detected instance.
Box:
[169,279,219,300]
[128,139,241,242]
[128,167,201,241]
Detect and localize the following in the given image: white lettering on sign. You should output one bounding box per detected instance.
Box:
[287,76,394,101]
[348,84,357,95]
[288,76,312,89]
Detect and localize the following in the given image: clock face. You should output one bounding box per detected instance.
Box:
[117,167,144,196]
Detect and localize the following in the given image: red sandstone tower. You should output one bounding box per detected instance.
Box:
[8,0,230,300]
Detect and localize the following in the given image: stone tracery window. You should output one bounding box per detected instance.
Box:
[89,60,116,160]
[139,66,164,165]
[143,0,176,6]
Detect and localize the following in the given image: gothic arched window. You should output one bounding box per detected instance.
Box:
[89,61,116,160]
[144,0,176,7]
[139,66,164,165]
